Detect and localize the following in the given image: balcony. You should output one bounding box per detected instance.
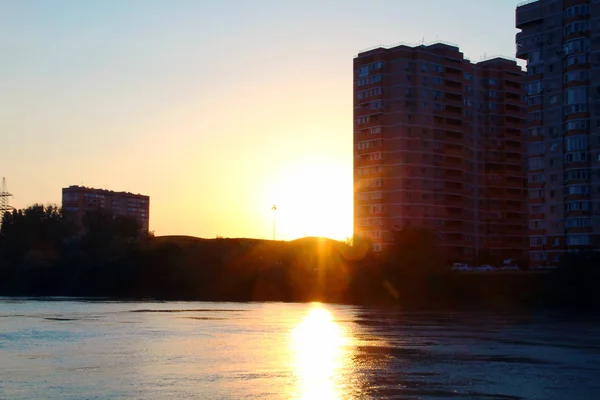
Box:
[516,1,542,29]
[515,31,541,60]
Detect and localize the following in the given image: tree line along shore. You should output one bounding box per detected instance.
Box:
[1,205,599,309]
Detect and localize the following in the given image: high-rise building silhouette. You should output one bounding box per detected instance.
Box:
[516,0,600,265]
[62,186,150,233]
[354,42,528,263]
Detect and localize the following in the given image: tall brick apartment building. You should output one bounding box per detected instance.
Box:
[353,42,528,263]
[62,186,150,234]
[516,0,600,265]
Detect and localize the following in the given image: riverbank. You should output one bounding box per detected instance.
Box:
[1,234,598,309]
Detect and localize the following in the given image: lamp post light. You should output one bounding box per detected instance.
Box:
[271,204,277,241]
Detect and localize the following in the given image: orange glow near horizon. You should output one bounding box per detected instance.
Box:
[290,305,349,399]
[266,160,353,241]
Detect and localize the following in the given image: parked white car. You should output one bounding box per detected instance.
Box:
[475,264,496,272]
[500,265,520,271]
[450,263,473,272]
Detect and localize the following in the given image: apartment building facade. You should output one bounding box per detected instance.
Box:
[516,0,600,265]
[62,186,150,233]
[354,43,528,263]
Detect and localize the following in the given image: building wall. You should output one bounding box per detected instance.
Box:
[62,186,150,233]
[354,43,528,263]
[516,0,600,265]
[475,60,529,262]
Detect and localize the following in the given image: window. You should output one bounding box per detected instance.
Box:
[370,218,383,227]
[528,65,544,75]
[371,101,383,109]
[567,185,590,195]
[565,104,588,115]
[530,237,545,247]
[529,189,544,198]
[371,205,384,213]
[565,169,589,181]
[565,4,590,18]
[488,78,497,85]
[368,179,383,188]
[464,72,472,80]
[566,218,591,228]
[367,231,382,240]
[489,90,497,97]
[564,38,590,55]
[566,201,590,211]
[528,142,544,155]
[565,70,590,83]
[434,103,443,111]
[529,111,542,121]
[549,95,557,104]
[567,234,591,246]
[359,65,369,77]
[357,90,368,100]
[566,135,588,151]
[370,127,381,134]
[530,205,546,214]
[566,87,588,105]
[564,21,590,36]
[435,64,444,73]
[433,77,442,85]
[565,152,588,163]
[530,220,545,230]
[370,74,382,84]
[63,192,78,202]
[530,252,545,261]
[527,174,544,183]
[529,157,543,170]
[565,87,589,115]
[566,119,589,131]
[528,50,541,64]
[421,63,428,72]
[528,81,543,95]
[528,96,542,106]
[565,54,589,67]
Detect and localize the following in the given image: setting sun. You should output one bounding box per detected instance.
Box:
[267,159,353,241]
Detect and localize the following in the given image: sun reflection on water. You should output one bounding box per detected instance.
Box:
[290,305,349,399]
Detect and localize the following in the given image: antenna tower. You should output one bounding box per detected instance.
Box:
[0,177,13,224]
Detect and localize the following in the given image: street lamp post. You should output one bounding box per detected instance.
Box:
[271,205,277,241]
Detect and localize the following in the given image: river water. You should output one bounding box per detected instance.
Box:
[1,299,600,399]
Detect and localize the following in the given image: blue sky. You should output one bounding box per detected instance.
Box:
[0,0,523,239]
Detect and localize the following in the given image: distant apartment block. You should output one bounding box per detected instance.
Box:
[354,42,528,262]
[62,186,150,233]
[516,0,600,265]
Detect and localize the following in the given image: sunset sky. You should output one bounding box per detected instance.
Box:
[0,0,522,241]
